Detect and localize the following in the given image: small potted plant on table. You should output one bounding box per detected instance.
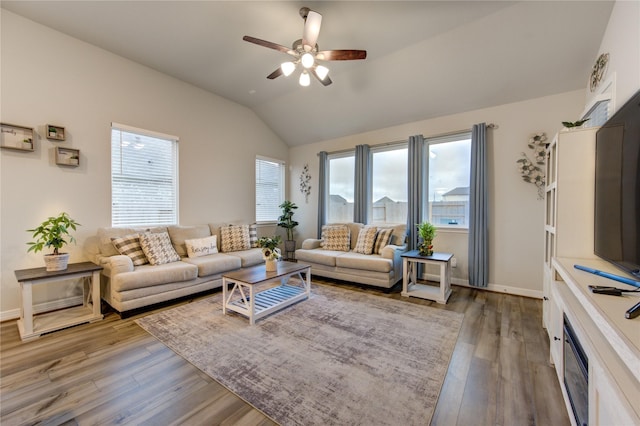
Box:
[417,222,437,256]
[258,236,282,271]
[27,212,80,271]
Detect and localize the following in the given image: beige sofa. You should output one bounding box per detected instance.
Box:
[295,223,407,289]
[85,223,263,314]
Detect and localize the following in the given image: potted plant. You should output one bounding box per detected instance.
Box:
[417,222,437,256]
[277,200,299,258]
[257,236,282,271]
[27,212,80,271]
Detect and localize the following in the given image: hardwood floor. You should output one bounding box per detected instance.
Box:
[0,279,570,425]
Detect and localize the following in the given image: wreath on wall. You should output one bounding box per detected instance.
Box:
[516,133,547,200]
[299,164,311,203]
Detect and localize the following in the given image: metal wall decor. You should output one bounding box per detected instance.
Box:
[590,53,609,92]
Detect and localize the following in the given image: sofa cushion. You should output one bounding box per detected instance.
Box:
[140,232,181,265]
[295,248,343,267]
[111,233,148,266]
[354,226,378,255]
[225,248,264,268]
[111,261,198,292]
[167,225,211,257]
[335,252,393,273]
[321,225,351,251]
[220,224,251,252]
[182,252,241,277]
[185,235,218,258]
[98,226,167,257]
[373,228,393,254]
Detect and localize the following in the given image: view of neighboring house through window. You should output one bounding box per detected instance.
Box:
[111,123,178,227]
[328,153,355,223]
[255,156,285,222]
[426,132,471,227]
[371,145,408,225]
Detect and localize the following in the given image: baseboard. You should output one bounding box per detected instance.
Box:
[423,273,542,299]
[0,296,83,322]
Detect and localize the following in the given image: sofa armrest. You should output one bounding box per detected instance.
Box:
[380,244,406,259]
[301,239,322,250]
[103,255,134,276]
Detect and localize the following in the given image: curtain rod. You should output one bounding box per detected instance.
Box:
[318,123,497,156]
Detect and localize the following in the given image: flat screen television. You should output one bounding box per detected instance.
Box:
[594,89,640,279]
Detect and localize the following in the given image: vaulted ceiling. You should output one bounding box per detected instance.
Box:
[1,1,614,146]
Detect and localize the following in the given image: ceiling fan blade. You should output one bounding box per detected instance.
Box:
[311,68,332,86]
[267,67,284,80]
[243,36,296,55]
[302,10,322,50]
[316,50,367,61]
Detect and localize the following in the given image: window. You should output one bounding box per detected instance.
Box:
[111,123,178,227]
[371,145,408,225]
[426,132,471,228]
[255,156,285,222]
[327,153,355,223]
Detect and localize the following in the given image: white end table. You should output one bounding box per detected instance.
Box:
[14,261,103,341]
[401,250,453,304]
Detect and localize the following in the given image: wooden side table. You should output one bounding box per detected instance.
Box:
[14,261,103,341]
[401,250,453,304]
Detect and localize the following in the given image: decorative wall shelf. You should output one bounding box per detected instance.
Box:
[55,147,80,167]
[46,124,65,141]
[0,123,34,151]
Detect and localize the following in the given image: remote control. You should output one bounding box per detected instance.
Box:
[625,301,640,319]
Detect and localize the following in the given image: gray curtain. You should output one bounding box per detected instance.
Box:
[468,123,489,287]
[317,151,328,238]
[407,135,425,251]
[353,144,371,224]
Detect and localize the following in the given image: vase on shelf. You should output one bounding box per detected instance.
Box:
[265,259,277,271]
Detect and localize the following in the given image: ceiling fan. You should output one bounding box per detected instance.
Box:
[243,7,367,87]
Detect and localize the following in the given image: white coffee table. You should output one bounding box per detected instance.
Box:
[222,261,311,324]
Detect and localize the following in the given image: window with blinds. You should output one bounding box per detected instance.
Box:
[583,99,610,127]
[111,124,178,227]
[256,156,285,222]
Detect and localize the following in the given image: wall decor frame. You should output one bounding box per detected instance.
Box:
[55,147,80,167]
[46,124,66,141]
[0,122,34,151]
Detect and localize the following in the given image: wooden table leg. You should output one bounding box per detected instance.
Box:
[20,281,34,337]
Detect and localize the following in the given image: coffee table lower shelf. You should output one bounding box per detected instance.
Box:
[226,285,307,323]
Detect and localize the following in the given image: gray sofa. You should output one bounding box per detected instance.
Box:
[295,223,407,289]
[85,223,263,314]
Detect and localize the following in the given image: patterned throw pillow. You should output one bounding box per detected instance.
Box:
[354,226,378,255]
[321,225,351,251]
[373,228,394,254]
[111,233,148,266]
[249,223,258,248]
[185,235,218,258]
[220,224,250,252]
[139,232,181,265]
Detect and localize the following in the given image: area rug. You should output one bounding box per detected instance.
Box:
[136,284,464,425]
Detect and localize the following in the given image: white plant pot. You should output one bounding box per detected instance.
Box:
[44,253,70,271]
[265,259,277,272]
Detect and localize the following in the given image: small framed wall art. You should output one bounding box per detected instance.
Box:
[46,124,66,141]
[0,122,34,151]
[55,147,80,167]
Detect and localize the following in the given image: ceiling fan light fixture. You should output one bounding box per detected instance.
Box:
[301,52,315,69]
[299,70,311,87]
[281,61,296,76]
[315,65,329,80]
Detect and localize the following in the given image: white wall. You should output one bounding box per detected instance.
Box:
[289,91,586,297]
[0,10,288,318]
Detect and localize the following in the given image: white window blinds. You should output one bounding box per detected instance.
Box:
[256,156,284,222]
[111,124,178,227]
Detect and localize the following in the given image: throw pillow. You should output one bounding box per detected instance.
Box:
[373,228,394,254]
[185,235,218,258]
[111,233,148,266]
[354,226,378,255]
[249,223,258,248]
[321,225,351,251]
[220,224,250,252]
[139,232,181,265]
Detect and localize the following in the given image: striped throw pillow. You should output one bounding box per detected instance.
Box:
[111,234,148,266]
[249,223,258,248]
[373,228,394,254]
[354,226,378,255]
